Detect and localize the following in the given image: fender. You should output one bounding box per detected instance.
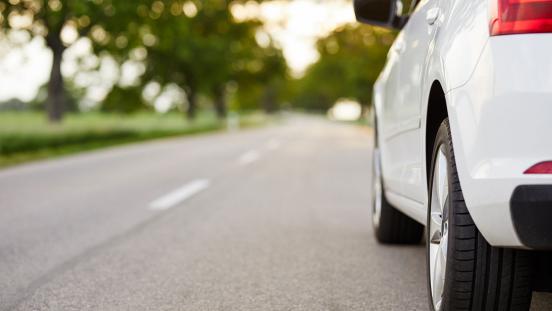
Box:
[420,0,490,204]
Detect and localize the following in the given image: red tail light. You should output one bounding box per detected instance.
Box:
[490,0,552,36]
[524,161,552,174]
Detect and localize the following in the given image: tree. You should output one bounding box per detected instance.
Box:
[0,0,117,122]
[232,44,288,113]
[291,24,395,112]
[101,85,148,114]
[132,0,286,119]
[1,0,287,119]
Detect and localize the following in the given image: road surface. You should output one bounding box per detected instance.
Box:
[1,115,551,310]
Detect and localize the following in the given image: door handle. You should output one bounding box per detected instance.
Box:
[426,7,440,25]
[393,41,405,54]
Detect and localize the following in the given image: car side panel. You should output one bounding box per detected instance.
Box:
[376,0,492,225]
[395,0,440,204]
[378,33,407,196]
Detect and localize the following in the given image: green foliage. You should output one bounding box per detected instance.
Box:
[99,0,288,116]
[101,86,149,114]
[28,81,84,112]
[232,44,288,112]
[291,24,395,111]
[0,0,134,121]
[0,0,100,38]
[0,0,288,117]
[0,111,271,166]
[0,112,218,156]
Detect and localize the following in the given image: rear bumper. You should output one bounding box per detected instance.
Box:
[511,185,552,249]
[446,34,552,248]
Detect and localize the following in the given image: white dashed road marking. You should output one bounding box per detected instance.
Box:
[149,179,211,211]
[238,150,260,165]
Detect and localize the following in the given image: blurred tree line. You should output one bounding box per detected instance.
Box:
[290,24,395,114]
[0,0,392,123]
[0,0,287,122]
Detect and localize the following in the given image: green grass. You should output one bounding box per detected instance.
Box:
[0,111,271,168]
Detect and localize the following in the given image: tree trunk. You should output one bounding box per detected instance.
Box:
[360,99,371,120]
[262,85,277,114]
[213,86,227,119]
[187,89,197,120]
[46,36,65,123]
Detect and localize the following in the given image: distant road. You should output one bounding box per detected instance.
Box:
[1,115,550,310]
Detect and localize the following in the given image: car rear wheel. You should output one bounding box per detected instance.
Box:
[427,119,533,311]
[371,131,423,244]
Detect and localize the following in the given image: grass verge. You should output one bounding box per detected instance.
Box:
[0,111,271,168]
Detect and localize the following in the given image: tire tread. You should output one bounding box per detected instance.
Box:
[429,119,533,311]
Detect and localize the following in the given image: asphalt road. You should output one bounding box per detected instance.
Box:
[1,115,551,310]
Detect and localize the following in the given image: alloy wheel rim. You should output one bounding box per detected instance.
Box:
[429,146,449,310]
[372,148,382,228]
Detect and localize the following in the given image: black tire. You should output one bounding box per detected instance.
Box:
[372,127,424,244]
[427,119,533,311]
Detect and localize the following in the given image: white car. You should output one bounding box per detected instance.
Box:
[354,0,552,309]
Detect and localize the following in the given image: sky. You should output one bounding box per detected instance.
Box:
[233,0,355,73]
[0,0,355,102]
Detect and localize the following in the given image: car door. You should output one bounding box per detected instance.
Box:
[379,31,407,195]
[394,0,441,203]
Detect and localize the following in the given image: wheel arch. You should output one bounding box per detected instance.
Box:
[425,81,448,188]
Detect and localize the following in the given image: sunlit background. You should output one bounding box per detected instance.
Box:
[0,0,394,166]
[1,1,354,102]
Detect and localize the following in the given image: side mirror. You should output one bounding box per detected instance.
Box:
[354,0,404,29]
